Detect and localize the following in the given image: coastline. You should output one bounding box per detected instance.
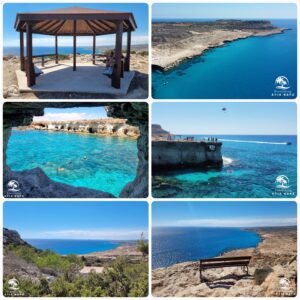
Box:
[152,227,297,297]
[152,24,286,70]
[15,119,140,139]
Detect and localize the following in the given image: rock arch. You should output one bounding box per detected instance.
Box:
[3,102,148,198]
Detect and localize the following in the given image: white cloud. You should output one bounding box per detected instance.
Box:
[34,112,97,121]
[27,229,148,240]
[6,35,148,47]
[171,217,297,228]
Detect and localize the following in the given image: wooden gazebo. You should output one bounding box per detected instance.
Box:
[14,7,137,89]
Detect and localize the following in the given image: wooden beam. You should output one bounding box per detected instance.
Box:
[26,22,35,86]
[55,35,58,64]
[112,20,123,89]
[92,35,96,65]
[125,29,131,71]
[20,31,25,71]
[73,20,76,71]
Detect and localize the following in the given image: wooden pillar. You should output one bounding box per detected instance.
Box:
[125,29,131,71]
[92,35,96,65]
[26,22,35,86]
[112,20,123,89]
[20,31,25,71]
[55,35,58,64]
[73,20,76,71]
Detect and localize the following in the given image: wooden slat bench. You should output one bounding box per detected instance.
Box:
[199,256,252,281]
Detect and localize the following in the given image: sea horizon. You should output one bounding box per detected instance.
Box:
[24,238,127,255]
[152,227,262,269]
[3,44,149,56]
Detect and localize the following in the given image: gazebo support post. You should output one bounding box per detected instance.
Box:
[55,35,58,64]
[92,35,96,65]
[125,29,131,72]
[19,31,25,71]
[26,22,35,86]
[73,20,77,71]
[112,20,123,89]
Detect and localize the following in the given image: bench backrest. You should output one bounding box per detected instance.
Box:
[200,256,252,269]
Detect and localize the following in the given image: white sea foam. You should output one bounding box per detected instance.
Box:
[222,156,234,166]
[219,138,289,145]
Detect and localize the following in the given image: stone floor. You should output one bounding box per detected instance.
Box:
[16,62,135,96]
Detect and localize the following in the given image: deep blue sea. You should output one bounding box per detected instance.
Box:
[152,19,297,99]
[7,130,138,196]
[152,227,261,269]
[152,135,297,198]
[4,46,102,56]
[25,239,120,255]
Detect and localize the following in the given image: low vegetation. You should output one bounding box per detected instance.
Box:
[4,242,148,297]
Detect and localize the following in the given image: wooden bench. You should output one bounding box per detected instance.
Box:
[199,256,252,281]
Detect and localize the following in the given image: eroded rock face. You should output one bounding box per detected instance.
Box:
[152,140,223,171]
[19,118,139,138]
[3,102,148,198]
[3,228,30,246]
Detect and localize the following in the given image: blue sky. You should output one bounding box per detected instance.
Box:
[152,102,297,135]
[4,201,148,240]
[153,201,297,227]
[153,3,297,20]
[3,3,148,47]
[33,107,108,121]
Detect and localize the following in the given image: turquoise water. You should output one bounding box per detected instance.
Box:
[152,135,297,198]
[7,130,138,196]
[4,46,102,56]
[26,239,120,255]
[152,19,297,99]
[152,227,261,269]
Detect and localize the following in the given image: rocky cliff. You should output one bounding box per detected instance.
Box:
[152,140,223,171]
[152,20,286,70]
[152,124,169,137]
[20,118,139,138]
[4,228,31,247]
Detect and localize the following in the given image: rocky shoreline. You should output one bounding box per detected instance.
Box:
[152,20,286,70]
[18,118,140,139]
[152,227,297,297]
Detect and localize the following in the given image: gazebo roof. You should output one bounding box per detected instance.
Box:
[15,7,137,36]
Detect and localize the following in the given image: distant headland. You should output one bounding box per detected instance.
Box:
[152,20,287,70]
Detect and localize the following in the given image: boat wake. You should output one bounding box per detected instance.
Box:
[219,138,289,145]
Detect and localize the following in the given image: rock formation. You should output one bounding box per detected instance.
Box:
[4,228,31,247]
[152,124,170,137]
[3,102,148,198]
[19,118,139,138]
[152,140,223,171]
